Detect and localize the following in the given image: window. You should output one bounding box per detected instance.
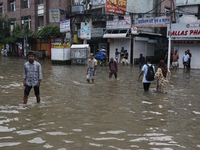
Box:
[10,21,16,31]
[9,0,16,12]
[38,16,44,27]
[38,0,43,4]
[0,3,3,14]
[23,0,31,8]
[21,16,31,29]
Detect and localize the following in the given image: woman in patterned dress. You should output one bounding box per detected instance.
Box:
[154,60,170,93]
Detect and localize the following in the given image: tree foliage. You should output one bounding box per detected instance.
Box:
[35,25,64,39]
[0,14,11,44]
[9,23,23,43]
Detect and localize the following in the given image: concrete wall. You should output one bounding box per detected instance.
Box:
[126,0,154,13]
[177,0,200,6]
[174,44,200,69]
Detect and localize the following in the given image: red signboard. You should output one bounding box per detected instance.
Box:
[106,0,127,15]
[173,41,200,45]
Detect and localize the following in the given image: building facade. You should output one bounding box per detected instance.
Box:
[170,0,200,69]
[0,0,69,32]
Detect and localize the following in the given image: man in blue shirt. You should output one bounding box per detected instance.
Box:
[139,54,145,69]
[23,52,42,104]
[122,50,129,65]
[120,47,125,63]
[182,51,190,71]
[138,57,155,92]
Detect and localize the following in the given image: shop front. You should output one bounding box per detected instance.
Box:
[168,23,200,69]
[103,20,131,63]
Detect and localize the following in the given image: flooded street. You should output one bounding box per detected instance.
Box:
[0,56,200,150]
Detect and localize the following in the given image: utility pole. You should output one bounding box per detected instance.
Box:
[130,13,133,65]
[23,15,26,57]
[167,0,172,69]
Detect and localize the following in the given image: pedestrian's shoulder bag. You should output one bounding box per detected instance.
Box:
[146,64,155,81]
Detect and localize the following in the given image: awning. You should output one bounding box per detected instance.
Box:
[103,33,128,38]
[103,29,130,39]
[71,44,89,49]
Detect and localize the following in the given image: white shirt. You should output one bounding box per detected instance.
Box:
[183,54,190,62]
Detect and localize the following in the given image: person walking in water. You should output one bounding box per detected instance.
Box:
[154,60,170,94]
[109,57,118,80]
[187,49,192,68]
[183,51,190,71]
[86,53,97,83]
[115,48,119,62]
[172,50,179,69]
[139,54,145,69]
[138,57,155,92]
[23,52,42,104]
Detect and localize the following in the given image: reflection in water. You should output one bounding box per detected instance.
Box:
[0,57,200,149]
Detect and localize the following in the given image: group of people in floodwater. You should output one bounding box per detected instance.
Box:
[23,49,192,104]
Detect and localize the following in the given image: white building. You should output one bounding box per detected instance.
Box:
[170,0,200,69]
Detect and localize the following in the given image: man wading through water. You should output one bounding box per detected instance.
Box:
[86,53,97,83]
[23,52,42,104]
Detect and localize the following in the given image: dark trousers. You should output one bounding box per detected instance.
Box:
[188,60,191,68]
[143,83,151,92]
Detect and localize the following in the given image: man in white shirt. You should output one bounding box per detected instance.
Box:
[138,57,155,92]
[182,51,190,71]
[87,53,97,83]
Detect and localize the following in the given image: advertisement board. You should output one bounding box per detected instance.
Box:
[106,20,131,29]
[80,22,92,40]
[60,19,70,33]
[106,0,127,15]
[49,9,60,23]
[167,23,200,38]
[135,16,170,28]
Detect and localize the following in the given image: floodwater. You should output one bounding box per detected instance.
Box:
[0,56,200,150]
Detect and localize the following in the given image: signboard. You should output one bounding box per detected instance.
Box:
[78,28,103,38]
[131,26,137,34]
[106,0,127,15]
[108,38,114,43]
[113,15,119,22]
[167,23,200,38]
[124,15,131,25]
[91,28,104,37]
[92,0,106,5]
[60,19,70,33]
[135,16,170,28]
[80,22,92,40]
[49,9,60,23]
[106,20,131,29]
[172,40,200,45]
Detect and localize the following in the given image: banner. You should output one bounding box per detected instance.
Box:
[124,15,131,25]
[106,0,127,15]
[135,16,170,28]
[167,23,200,38]
[80,22,92,40]
[131,26,137,34]
[106,20,131,29]
[113,15,119,22]
[60,19,70,33]
[49,9,60,23]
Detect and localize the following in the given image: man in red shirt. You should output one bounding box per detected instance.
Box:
[172,50,179,69]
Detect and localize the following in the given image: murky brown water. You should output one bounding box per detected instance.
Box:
[0,56,200,150]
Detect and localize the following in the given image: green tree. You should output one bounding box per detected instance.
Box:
[0,14,11,44]
[9,23,23,43]
[36,25,64,39]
